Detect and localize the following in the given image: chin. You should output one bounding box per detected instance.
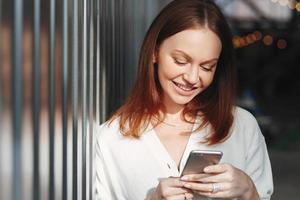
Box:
[170,96,196,105]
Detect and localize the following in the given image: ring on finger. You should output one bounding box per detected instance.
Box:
[211,183,221,193]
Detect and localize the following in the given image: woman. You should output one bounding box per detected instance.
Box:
[94,0,273,199]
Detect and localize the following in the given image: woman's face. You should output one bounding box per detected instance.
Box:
[156,28,222,110]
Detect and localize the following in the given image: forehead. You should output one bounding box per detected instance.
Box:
[159,28,222,61]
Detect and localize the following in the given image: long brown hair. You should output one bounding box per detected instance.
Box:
[110,0,237,145]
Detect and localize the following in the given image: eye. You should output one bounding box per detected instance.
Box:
[174,59,187,65]
[200,64,215,72]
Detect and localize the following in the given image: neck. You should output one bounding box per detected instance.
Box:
[163,96,185,118]
[158,95,196,126]
[156,108,195,127]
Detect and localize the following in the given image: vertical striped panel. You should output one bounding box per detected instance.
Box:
[0,1,176,200]
[92,0,99,124]
[88,0,94,198]
[101,0,107,120]
[85,0,90,196]
[12,0,23,200]
[1,2,13,200]
[11,1,23,200]
[118,0,125,102]
[93,0,100,198]
[109,0,116,113]
[81,0,88,199]
[0,0,3,198]
[113,0,118,107]
[77,0,85,200]
[77,1,84,199]
[48,0,56,199]
[62,0,69,199]
[72,0,79,199]
[105,0,109,119]
[94,0,100,125]
[99,0,107,123]
[32,0,41,200]
[114,0,120,106]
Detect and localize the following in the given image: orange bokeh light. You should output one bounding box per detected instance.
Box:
[277,39,287,49]
[263,35,273,46]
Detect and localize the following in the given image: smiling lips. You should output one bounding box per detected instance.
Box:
[172,81,198,96]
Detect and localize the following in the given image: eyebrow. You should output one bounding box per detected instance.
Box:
[172,49,219,64]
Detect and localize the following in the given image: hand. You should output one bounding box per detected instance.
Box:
[181,164,259,200]
[149,177,194,200]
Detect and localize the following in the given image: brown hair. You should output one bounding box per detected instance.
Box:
[110,0,237,145]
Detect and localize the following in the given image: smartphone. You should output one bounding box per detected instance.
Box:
[180,150,223,176]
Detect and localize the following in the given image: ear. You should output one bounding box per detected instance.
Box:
[152,49,158,63]
[152,54,156,63]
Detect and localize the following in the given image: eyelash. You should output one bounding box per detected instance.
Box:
[174,59,187,65]
[200,65,214,72]
[174,58,216,71]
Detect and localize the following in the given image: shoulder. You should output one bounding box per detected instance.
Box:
[95,117,124,144]
[234,106,256,122]
[233,106,259,129]
[231,106,264,143]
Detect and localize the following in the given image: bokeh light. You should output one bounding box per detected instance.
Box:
[277,39,288,49]
[263,35,274,46]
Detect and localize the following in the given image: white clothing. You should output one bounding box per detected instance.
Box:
[93,107,273,200]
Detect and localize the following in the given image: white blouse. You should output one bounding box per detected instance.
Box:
[93,107,273,200]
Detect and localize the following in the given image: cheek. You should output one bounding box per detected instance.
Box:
[159,53,180,73]
[157,65,170,88]
[157,62,177,80]
[201,72,216,87]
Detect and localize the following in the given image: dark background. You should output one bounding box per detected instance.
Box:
[218,1,300,198]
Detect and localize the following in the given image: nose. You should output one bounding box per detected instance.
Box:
[183,65,199,84]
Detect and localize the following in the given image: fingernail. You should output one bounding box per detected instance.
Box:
[204,167,210,172]
[181,176,188,181]
[184,183,191,188]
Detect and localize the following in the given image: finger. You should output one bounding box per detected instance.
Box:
[183,182,229,193]
[194,190,231,199]
[160,178,193,197]
[165,187,192,196]
[161,177,186,188]
[181,173,211,182]
[203,163,231,174]
[164,193,194,200]
[197,173,230,183]
[183,182,213,192]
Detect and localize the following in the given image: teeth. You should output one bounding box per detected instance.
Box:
[175,82,193,91]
